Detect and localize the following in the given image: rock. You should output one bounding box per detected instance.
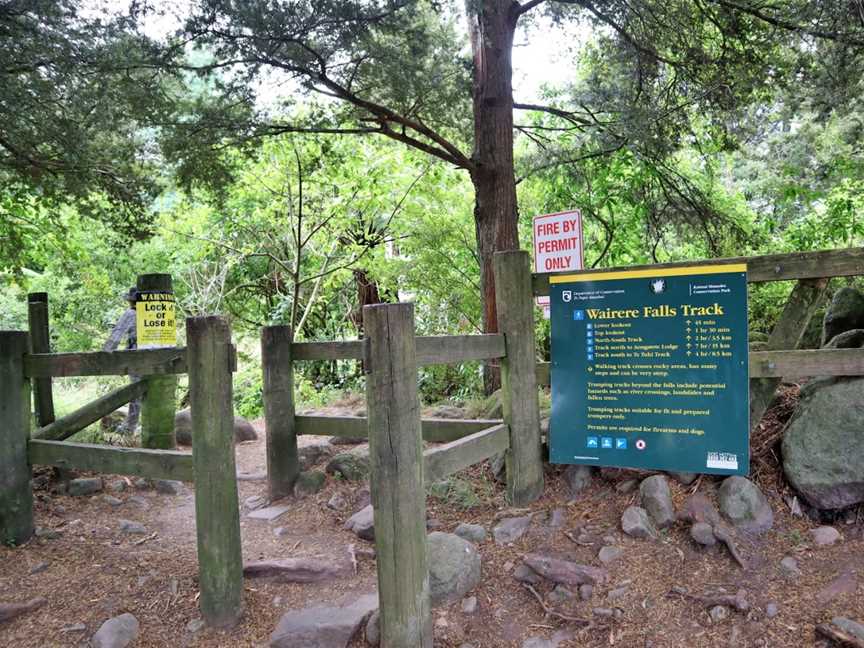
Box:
[298,440,335,471]
[513,564,542,585]
[128,495,149,509]
[101,495,123,507]
[817,571,857,604]
[825,329,864,349]
[454,523,487,543]
[35,526,61,540]
[329,436,366,446]
[426,518,443,530]
[174,408,258,445]
[354,486,372,510]
[118,519,146,534]
[186,618,205,634]
[547,585,573,605]
[615,479,638,494]
[779,556,801,578]
[273,526,289,538]
[327,493,348,511]
[68,477,102,497]
[621,506,657,539]
[639,475,675,528]
[718,476,773,533]
[548,508,566,528]
[106,479,127,493]
[690,522,717,546]
[579,584,593,601]
[709,605,729,623]
[248,505,291,522]
[831,617,864,641]
[427,532,481,606]
[345,504,375,541]
[523,553,607,586]
[0,597,47,624]
[132,478,150,490]
[523,638,555,648]
[668,471,698,486]
[822,287,864,346]
[598,546,623,565]
[811,525,841,546]
[155,479,184,495]
[294,471,326,497]
[461,596,478,614]
[243,559,346,583]
[245,495,267,510]
[593,607,614,618]
[269,593,378,648]
[678,493,722,526]
[29,562,49,575]
[427,404,467,419]
[365,610,380,646]
[91,613,139,648]
[563,465,595,496]
[766,603,779,619]
[493,516,532,545]
[782,377,864,509]
[607,586,628,600]
[326,453,369,481]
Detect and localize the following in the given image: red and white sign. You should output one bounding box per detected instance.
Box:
[533,210,584,314]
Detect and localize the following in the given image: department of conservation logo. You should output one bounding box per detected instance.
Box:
[562,290,573,302]
[649,279,666,294]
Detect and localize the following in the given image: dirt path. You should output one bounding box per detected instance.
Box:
[2,423,864,647]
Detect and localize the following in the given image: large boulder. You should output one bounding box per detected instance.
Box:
[825,329,864,349]
[783,377,864,509]
[639,475,675,528]
[822,287,864,346]
[91,613,139,648]
[427,532,481,606]
[717,476,773,533]
[269,594,378,648]
[174,408,257,445]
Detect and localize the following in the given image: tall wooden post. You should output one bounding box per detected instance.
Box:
[27,292,55,427]
[493,250,545,505]
[187,316,243,628]
[262,325,298,500]
[138,273,177,449]
[0,331,34,545]
[364,303,432,648]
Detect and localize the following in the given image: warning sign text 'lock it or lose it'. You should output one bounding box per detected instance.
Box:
[136,291,177,348]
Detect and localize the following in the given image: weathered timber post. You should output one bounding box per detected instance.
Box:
[493,250,545,505]
[138,273,177,449]
[262,325,298,500]
[187,316,243,628]
[0,331,34,545]
[750,277,828,430]
[364,303,432,648]
[27,292,55,427]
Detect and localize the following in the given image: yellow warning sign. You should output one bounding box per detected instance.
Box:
[136,291,177,348]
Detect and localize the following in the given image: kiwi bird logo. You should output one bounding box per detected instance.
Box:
[649,279,666,294]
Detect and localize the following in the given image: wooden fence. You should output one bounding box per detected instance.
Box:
[0,316,244,629]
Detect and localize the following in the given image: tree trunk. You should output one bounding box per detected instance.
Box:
[466,0,521,393]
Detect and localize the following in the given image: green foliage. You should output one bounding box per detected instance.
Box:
[428,476,491,511]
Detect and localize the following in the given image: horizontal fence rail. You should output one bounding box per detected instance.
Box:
[33,379,147,441]
[24,348,189,378]
[533,247,864,296]
[29,439,194,482]
[535,347,864,386]
[295,415,503,443]
[423,423,510,485]
[291,334,506,365]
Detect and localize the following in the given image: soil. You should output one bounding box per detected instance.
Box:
[2,391,864,648]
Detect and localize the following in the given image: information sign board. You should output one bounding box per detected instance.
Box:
[549,264,749,475]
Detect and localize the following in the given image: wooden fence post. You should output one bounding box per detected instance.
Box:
[187,316,243,628]
[0,331,34,545]
[138,273,177,449]
[364,303,432,648]
[262,325,298,500]
[493,250,545,505]
[27,292,55,427]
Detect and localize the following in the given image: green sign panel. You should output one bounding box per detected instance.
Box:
[549,264,749,475]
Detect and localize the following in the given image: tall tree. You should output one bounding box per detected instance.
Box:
[171,0,864,346]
